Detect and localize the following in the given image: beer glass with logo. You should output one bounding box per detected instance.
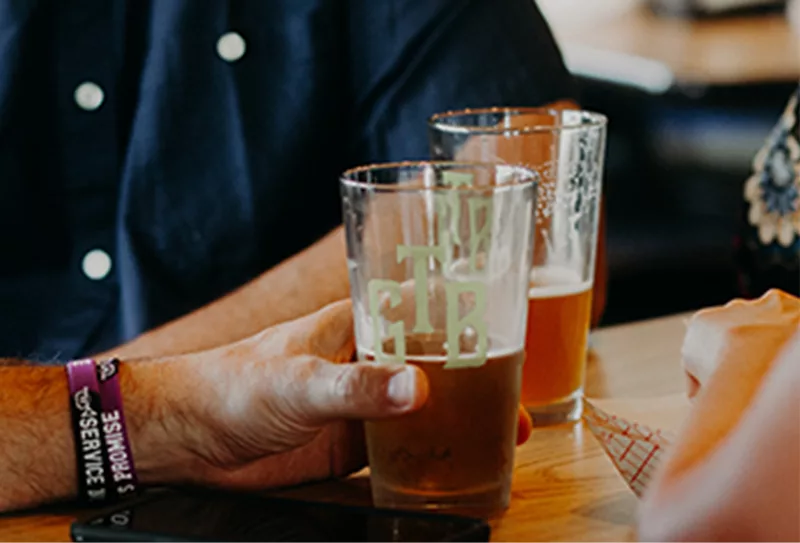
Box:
[429,109,607,425]
[340,161,536,513]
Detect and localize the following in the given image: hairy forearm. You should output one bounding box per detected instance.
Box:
[104,228,350,359]
[0,358,201,512]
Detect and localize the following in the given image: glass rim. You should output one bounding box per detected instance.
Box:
[428,107,608,135]
[340,160,539,193]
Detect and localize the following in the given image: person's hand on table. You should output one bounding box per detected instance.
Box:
[639,291,800,541]
[0,300,533,512]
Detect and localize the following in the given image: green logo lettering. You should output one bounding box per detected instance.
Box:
[444,281,488,368]
[396,245,445,334]
[367,279,405,364]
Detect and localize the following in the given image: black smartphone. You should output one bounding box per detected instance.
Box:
[70,488,490,542]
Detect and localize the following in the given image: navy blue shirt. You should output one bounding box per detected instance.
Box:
[0,0,575,361]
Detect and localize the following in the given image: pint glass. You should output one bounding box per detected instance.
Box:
[429,109,607,425]
[340,162,537,513]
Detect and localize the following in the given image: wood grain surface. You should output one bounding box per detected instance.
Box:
[0,312,693,542]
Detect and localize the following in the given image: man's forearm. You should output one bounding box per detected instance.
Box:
[0,359,200,512]
[104,228,350,359]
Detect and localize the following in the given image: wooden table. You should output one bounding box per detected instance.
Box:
[538,0,800,92]
[0,312,692,542]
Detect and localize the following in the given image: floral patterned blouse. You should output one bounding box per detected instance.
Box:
[739,84,800,296]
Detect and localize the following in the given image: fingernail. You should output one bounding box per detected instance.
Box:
[387,367,416,408]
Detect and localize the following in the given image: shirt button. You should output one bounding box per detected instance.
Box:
[74,82,105,111]
[217,32,246,62]
[82,249,112,281]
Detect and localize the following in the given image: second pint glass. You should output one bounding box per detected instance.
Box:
[340,162,536,513]
[429,108,607,425]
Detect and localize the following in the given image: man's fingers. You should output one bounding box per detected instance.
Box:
[516,405,533,446]
[300,358,429,422]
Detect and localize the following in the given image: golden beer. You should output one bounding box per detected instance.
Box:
[522,267,593,414]
[364,334,523,513]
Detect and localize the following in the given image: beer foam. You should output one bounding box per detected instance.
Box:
[528,266,592,299]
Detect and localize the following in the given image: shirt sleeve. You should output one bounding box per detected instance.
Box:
[345,0,578,164]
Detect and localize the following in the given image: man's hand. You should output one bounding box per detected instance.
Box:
[167,300,533,491]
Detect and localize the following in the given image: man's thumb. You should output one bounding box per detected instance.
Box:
[299,358,429,422]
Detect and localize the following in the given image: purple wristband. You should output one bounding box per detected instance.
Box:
[96,358,139,499]
[66,359,110,503]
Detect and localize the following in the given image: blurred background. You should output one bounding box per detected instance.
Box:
[536,0,800,324]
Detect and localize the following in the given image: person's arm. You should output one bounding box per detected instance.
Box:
[0,301,429,513]
[638,333,800,541]
[1,300,534,513]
